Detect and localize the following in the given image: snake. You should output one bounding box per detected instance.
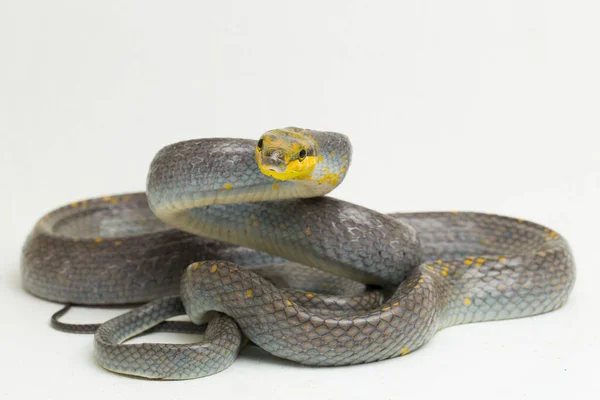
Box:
[21,127,576,380]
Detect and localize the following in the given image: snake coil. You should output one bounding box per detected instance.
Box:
[22,128,575,379]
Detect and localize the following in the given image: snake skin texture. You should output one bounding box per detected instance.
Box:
[21,128,575,379]
[94,296,242,379]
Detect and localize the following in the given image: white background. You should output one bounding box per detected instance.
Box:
[1,1,599,399]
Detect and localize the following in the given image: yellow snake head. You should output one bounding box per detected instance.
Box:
[255,128,319,181]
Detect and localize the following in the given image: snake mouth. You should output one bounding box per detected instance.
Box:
[259,150,287,174]
[262,161,287,173]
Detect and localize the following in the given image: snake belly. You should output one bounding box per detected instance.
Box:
[21,128,576,379]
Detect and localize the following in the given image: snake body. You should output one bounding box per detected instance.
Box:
[21,128,575,379]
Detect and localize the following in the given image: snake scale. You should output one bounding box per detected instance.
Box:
[21,128,575,379]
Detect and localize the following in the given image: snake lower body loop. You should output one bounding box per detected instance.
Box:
[21,128,576,379]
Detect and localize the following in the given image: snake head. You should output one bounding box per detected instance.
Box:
[255,128,319,181]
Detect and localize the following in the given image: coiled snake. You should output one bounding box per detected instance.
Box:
[21,128,575,379]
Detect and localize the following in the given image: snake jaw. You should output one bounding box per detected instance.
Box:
[259,148,288,174]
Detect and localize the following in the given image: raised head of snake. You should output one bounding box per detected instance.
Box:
[254,127,352,196]
[255,128,319,180]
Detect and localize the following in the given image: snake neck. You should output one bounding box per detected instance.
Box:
[146,130,352,217]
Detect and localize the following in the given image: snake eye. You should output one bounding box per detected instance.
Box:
[298,149,307,161]
[257,139,264,150]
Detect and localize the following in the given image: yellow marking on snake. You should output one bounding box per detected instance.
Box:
[94,238,103,243]
[382,306,391,311]
[246,289,253,298]
[70,202,78,208]
[316,172,340,186]
[399,348,410,356]
[223,183,233,190]
[305,293,315,298]
[210,264,218,273]
[464,259,473,265]
[304,227,311,235]
[464,298,472,306]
